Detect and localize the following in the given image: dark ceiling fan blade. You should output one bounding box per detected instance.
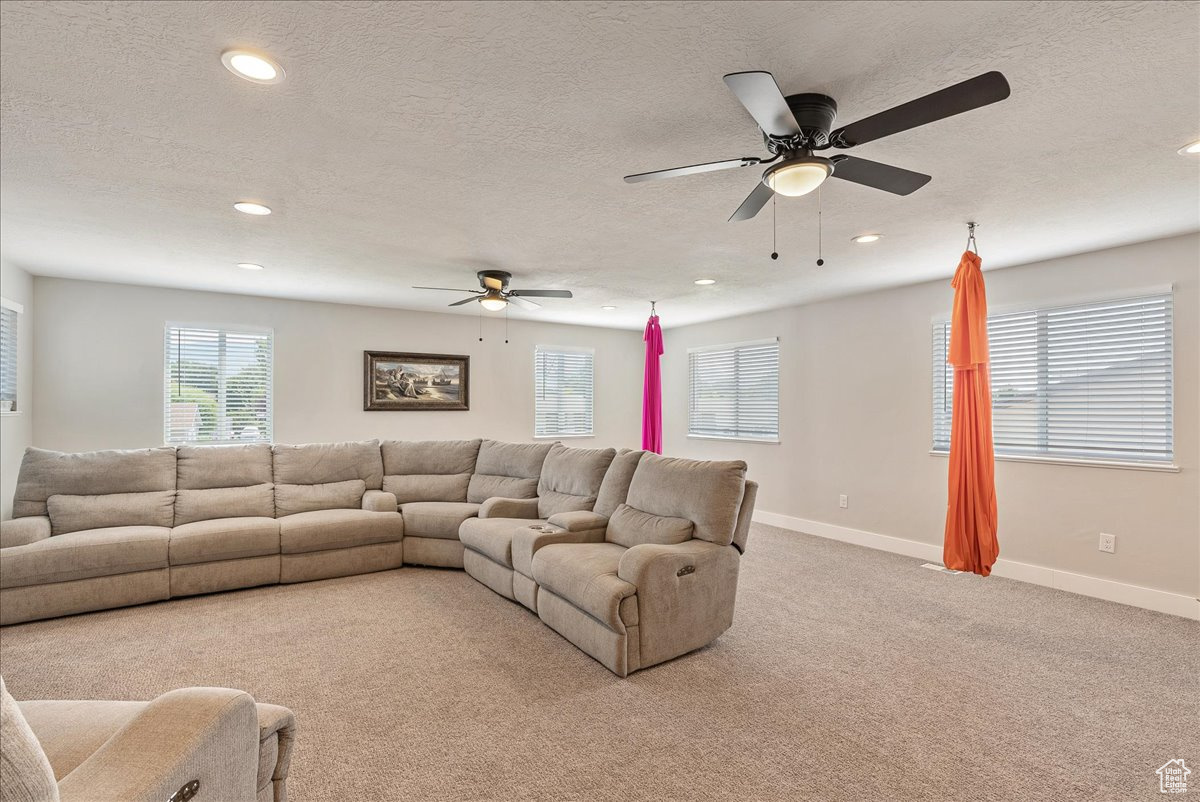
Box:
[507,295,541,310]
[624,157,759,184]
[414,286,479,293]
[723,71,801,137]
[829,71,1010,148]
[830,155,931,195]
[447,296,479,307]
[509,289,573,298]
[728,181,775,222]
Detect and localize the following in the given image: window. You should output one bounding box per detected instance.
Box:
[933,292,1173,465]
[688,338,780,442]
[534,346,593,437]
[165,324,273,444]
[0,298,21,413]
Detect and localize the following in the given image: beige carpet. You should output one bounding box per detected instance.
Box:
[1,524,1196,801]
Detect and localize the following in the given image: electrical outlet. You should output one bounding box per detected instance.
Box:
[1098,534,1116,554]
[839,494,848,509]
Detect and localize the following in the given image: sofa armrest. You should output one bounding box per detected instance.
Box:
[511,525,606,577]
[545,510,608,533]
[1,516,51,549]
[478,497,540,519]
[57,687,259,802]
[617,540,741,669]
[361,490,398,512]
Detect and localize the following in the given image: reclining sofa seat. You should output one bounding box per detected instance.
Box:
[273,439,403,583]
[530,454,759,677]
[460,446,642,612]
[0,446,177,625]
[170,443,280,597]
[385,438,554,568]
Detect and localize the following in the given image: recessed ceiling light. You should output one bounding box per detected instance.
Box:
[237,263,264,271]
[852,234,882,243]
[601,305,617,310]
[1179,140,1200,155]
[233,201,272,216]
[694,278,716,285]
[221,49,284,84]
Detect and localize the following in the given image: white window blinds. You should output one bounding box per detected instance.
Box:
[165,324,273,444]
[933,292,1174,464]
[534,346,594,437]
[0,299,19,413]
[688,338,780,441]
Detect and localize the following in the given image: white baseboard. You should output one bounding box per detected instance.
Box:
[754,510,1200,621]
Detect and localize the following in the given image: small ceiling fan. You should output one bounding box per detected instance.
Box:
[414,270,573,310]
[624,70,1010,221]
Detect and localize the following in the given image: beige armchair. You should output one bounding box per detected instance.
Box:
[2,677,295,802]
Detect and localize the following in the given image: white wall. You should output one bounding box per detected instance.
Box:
[662,234,1200,600]
[31,278,644,452]
[0,260,34,519]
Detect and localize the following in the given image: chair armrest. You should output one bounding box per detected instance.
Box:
[256,703,297,797]
[511,525,606,577]
[57,687,259,802]
[1,516,50,549]
[478,497,540,519]
[361,490,398,512]
[617,540,742,668]
[545,510,608,533]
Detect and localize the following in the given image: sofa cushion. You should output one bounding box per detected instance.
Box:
[18,699,144,782]
[460,517,544,567]
[466,440,553,504]
[0,527,169,589]
[274,480,366,517]
[399,502,480,540]
[272,440,383,488]
[381,439,479,503]
[531,542,638,631]
[170,517,281,565]
[46,491,175,536]
[14,446,176,518]
[625,454,747,547]
[605,503,694,549]
[278,509,403,554]
[536,444,616,519]
[177,444,273,490]
[0,677,59,801]
[174,484,275,526]
[593,449,646,518]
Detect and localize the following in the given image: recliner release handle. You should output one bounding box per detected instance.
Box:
[168,780,200,802]
[677,565,695,577]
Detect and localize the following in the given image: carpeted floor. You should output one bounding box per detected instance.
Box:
[1,524,1196,801]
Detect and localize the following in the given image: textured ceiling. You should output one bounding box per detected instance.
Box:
[1,1,1198,330]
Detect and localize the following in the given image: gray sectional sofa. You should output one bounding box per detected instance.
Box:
[0,438,757,677]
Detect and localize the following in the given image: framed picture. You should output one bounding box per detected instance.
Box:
[363,351,469,411]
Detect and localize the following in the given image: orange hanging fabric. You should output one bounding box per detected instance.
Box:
[943,249,999,575]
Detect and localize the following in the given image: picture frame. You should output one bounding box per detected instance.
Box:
[363,350,470,411]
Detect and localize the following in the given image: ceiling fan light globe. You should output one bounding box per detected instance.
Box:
[765,159,832,197]
[480,297,508,311]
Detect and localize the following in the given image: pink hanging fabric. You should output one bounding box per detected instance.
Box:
[642,313,663,453]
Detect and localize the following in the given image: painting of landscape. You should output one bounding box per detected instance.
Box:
[363,351,469,411]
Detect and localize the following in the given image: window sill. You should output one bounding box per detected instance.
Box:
[929,450,1179,473]
[0,411,21,417]
[167,440,272,447]
[534,434,594,440]
[688,434,780,444]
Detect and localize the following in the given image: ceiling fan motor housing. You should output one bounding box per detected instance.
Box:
[476,269,512,290]
[763,93,839,151]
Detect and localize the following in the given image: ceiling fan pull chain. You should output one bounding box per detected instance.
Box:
[504,306,509,344]
[478,306,483,343]
[770,192,779,260]
[816,186,825,267]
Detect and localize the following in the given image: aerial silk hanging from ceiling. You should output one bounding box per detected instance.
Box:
[943,248,999,576]
[642,308,663,454]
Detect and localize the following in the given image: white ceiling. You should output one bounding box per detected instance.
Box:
[1,1,1197,330]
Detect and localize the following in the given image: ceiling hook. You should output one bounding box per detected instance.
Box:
[966,221,979,253]
[651,300,657,315]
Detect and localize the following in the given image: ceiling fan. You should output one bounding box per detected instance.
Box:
[414,270,573,310]
[624,70,1010,221]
